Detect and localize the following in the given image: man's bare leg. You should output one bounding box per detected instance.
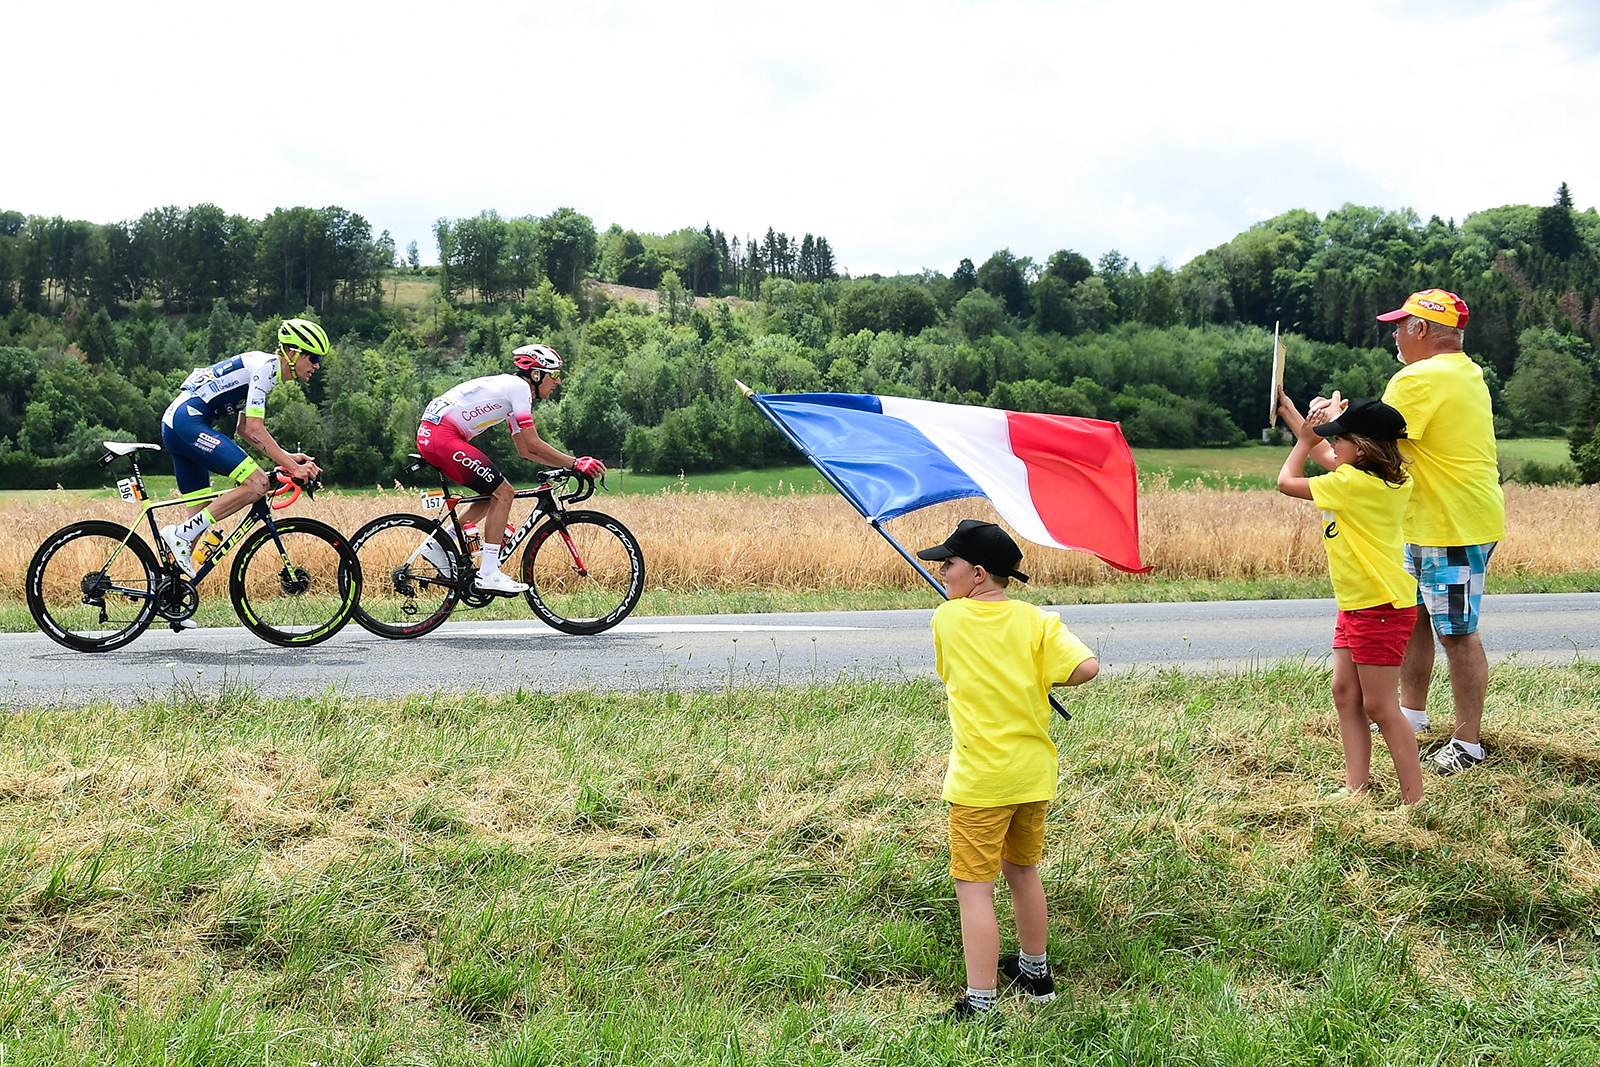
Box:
[1437,632,1488,746]
[1399,606,1436,713]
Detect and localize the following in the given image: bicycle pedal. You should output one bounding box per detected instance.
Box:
[169,619,198,633]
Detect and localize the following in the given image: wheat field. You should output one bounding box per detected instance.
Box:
[4,481,1597,602]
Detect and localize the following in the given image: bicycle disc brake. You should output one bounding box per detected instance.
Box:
[154,576,199,622]
[278,565,312,596]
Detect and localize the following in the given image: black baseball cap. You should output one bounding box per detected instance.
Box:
[917,519,1030,582]
[1314,397,1407,441]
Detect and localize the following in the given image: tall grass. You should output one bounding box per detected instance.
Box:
[6,482,1600,605]
[1,665,1598,1063]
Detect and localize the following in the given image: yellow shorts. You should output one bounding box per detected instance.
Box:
[948,800,1048,882]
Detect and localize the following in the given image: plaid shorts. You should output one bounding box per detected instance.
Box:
[1404,542,1497,636]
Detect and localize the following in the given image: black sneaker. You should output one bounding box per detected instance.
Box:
[1431,739,1484,775]
[935,995,1001,1025]
[1000,955,1057,1003]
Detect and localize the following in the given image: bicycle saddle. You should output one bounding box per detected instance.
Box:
[102,441,162,455]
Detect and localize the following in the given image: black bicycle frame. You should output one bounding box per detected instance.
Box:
[113,448,290,593]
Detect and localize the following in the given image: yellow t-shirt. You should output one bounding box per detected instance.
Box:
[1381,353,1506,546]
[931,598,1095,807]
[1308,465,1416,610]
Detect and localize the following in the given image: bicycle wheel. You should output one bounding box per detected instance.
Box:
[519,510,645,635]
[26,520,159,652]
[229,517,361,647]
[348,512,461,638]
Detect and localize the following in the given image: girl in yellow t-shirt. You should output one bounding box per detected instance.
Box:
[1277,394,1424,805]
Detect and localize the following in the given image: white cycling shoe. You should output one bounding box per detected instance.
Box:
[160,524,197,577]
[474,568,528,595]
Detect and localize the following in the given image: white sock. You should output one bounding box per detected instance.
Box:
[1452,738,1484,758]
[477,541,501,578]
[1401,706,1429,730]
[965,986,997,1012]
[175,509,214,543]
[1019,949,1048,979]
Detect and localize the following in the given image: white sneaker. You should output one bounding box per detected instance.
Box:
[474,568,528,595]
[160,524,196,577]
[1371,711,1428,735]
[417,535,455,578]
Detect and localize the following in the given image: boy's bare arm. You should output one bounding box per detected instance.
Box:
[1055,658,1098,687]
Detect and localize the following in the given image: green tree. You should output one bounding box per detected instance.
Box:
[1569,389,1600,483]
[1504,344,1593,434]
[1031,275,1076,335]
[1070,276,1114,333]
[657,270,693,325]
[1043,249,1093,286]
[953,288,1004,339]
[539,207,598,296]
[976,249,1032,318]
[950,258,977,300]
[506,217,543,300]
[1537,182,1581,260]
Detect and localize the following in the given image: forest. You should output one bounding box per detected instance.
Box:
[0,185,1596,488]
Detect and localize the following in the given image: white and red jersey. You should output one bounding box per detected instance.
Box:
[420,374,535,439]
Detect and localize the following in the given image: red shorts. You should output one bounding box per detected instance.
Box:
[416,420,504,495]
[1333,604,1417,666]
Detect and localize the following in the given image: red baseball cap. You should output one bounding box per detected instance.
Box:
[1376,288,1470,329]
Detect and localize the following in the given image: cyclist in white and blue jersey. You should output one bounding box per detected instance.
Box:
[158,318,328,575]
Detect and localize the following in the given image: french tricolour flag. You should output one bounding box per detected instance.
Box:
[753,393,1148,574]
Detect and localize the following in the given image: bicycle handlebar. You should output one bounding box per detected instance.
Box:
[267,466,318,509]
[540,467,600,505]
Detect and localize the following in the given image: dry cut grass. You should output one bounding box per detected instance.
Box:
[4,481,1599,602]
[1,666,1598,1061]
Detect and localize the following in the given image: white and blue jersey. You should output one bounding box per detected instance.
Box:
[165,350,281,425]
[160,351,281,494]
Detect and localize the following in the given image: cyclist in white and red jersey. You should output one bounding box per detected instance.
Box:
[416,343,606,595]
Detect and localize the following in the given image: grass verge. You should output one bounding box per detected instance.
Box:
[1,665,1598,1063]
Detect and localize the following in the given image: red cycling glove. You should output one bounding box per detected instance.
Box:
[573,456,606,477]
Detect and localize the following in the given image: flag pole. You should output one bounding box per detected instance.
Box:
[737,382,1071,721]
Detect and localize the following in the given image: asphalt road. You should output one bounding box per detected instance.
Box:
[5,593,1600,708]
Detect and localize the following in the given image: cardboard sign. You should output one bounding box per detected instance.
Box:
[1267,322,1286,427]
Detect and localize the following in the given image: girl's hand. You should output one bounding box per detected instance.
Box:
[1307,390,1344,428]
[1279,391,1321,442]
[1277,389,1304,431]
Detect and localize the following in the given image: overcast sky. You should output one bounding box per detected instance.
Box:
[5,0,1597,276]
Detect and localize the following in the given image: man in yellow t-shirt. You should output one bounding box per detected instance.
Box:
[1376,289,1505,774]
[916,519,1098,1023]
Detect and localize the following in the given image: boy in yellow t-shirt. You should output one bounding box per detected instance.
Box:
[915,519,1099,1022]
[1276,395,1424,805]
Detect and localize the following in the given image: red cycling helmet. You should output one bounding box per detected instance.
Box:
[512,343,563,375]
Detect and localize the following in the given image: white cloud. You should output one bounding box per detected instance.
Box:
[2,0,1594,274]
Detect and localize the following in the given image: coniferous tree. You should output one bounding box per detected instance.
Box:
[1538,182,1581,260]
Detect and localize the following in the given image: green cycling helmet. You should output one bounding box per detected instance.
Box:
[278,318,331,358]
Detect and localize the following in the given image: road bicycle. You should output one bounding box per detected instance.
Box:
[348,457,645,638]
[26,441,362,652]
